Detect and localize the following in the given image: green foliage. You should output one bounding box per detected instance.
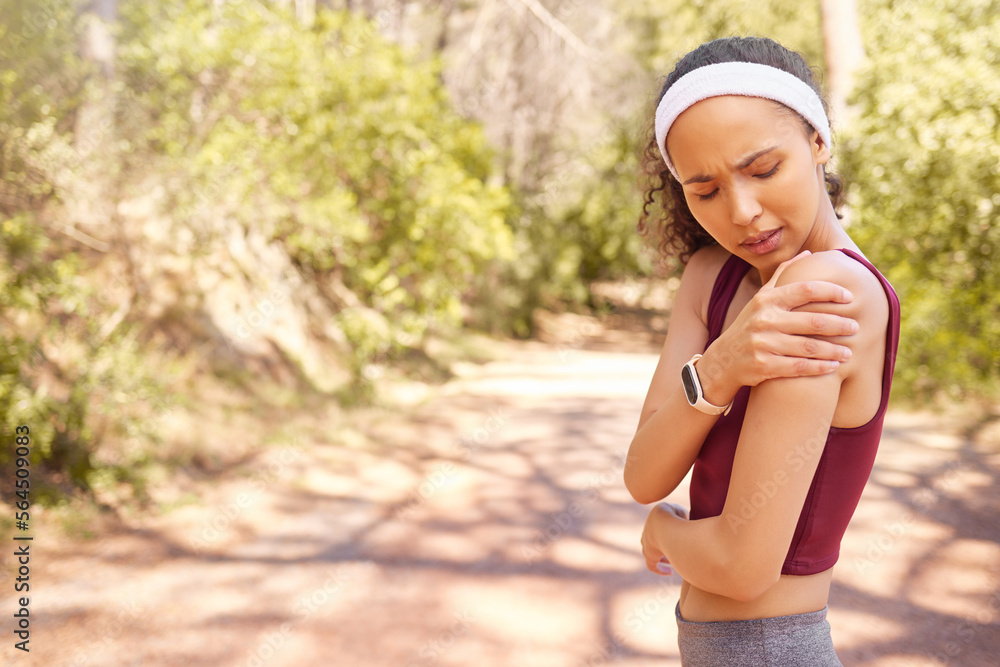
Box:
[581,0,827,289]
[0,0,169,501]
[0,0,85,129]
[503,0,825,319]
[0,216,171,502]
[117,1,515,371]
[620,0,824,81]
[843,0,1000,400]
[0,0,90,495]
[521,123,651,308]
[0,214,168,503]
[5,0,992,514]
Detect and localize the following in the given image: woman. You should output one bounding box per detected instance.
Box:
[624,37,900,665]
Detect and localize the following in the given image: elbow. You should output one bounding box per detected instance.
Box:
[628,489,662,506]
[623,463,666,505]
[623,447,680,505]
[623,472,659,505]
[710,524,782,601]
[719,556,782,602]
[726,570,781,603]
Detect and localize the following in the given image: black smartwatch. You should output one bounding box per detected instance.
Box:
[681,354,733,416]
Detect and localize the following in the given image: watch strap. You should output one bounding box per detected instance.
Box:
[682,354,733,416]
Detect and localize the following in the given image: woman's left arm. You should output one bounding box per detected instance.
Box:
[641,252,876,601]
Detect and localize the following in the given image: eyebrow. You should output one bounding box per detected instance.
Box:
[682,145,780,185]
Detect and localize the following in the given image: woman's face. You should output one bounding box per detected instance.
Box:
[665,95,832,274]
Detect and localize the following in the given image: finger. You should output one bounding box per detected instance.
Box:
[791,337,853,362]
[770,280,855,311]
[672,503,690,520]
[659,502,689,520]
[764,250,811,289]
[766,356,843,379]
[774,311,859,338]
[641,536,661,569]
[644,551,664,573]
[765,336,852,363]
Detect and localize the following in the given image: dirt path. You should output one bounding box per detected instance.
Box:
[9,333,1000,666]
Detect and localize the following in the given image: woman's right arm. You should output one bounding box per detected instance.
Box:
[624,249,859,505]
[624,247,726,505]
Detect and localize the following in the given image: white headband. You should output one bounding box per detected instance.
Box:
[654,62,832,182]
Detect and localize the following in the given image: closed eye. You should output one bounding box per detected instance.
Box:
[754,163,780,179]
[695,161,778,200]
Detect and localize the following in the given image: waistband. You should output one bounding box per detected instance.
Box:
[674,603,829,638]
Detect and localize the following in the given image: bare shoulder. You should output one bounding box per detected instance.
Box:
[680,244,732,324]
[775,250,888,317]
[685,243,731,279]
[776,249,890,376]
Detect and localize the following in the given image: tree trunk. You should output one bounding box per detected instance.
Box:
[436,0,454,53]
[821,0,864,226]
[75,0,117,159]
[73,0,118,233]
[821,0,865,129]
[75,0,140,337]
[296,0,316,26]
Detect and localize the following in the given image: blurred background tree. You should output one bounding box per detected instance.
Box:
[1,0,997,506]
[842,0,1000,402]
[114,1,517,397]
[1,0,165,502]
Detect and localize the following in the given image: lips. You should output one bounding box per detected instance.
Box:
[742,229,778,245]
[740,228,782,255]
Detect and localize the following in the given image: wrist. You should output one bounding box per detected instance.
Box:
[695,349,738,406]
[652,504,688,560]
[648,504,678,550]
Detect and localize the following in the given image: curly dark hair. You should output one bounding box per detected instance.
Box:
[637,36,845,267]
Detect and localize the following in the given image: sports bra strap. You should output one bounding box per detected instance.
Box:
[834,248,901,414]
[706,253,752,344]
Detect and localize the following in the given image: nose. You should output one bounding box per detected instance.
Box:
[728,183,762,227]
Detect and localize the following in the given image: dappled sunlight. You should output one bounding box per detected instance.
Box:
[842,519,953,597]
[351,455,422,501]
[830,407,1000,666]
[826,606,910,658]
[590,522,651,562]
[907,539,1000,617]
[439,345,661,400]
[406,529,499,565]
[4,0,997,665]
[27,336,1000,666]
[466,451,537,480]
[446,580,596,649]
[549,536,636,572]
[609,582,683,658]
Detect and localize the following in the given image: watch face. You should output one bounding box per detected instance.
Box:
[681,364,698,404]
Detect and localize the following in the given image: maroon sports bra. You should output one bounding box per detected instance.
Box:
[688,248,901,575]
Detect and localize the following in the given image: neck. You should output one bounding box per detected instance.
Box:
[802,196,857,255]
[755,196,855,285]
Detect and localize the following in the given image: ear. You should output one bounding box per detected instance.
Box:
[811,130,831,166]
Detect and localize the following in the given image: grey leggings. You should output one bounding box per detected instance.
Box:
[675,603,843,666]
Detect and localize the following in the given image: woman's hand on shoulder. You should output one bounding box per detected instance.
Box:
[770,249,890,383]
[696,250,860,404]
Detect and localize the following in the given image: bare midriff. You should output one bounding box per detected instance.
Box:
[678,569,834,622]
